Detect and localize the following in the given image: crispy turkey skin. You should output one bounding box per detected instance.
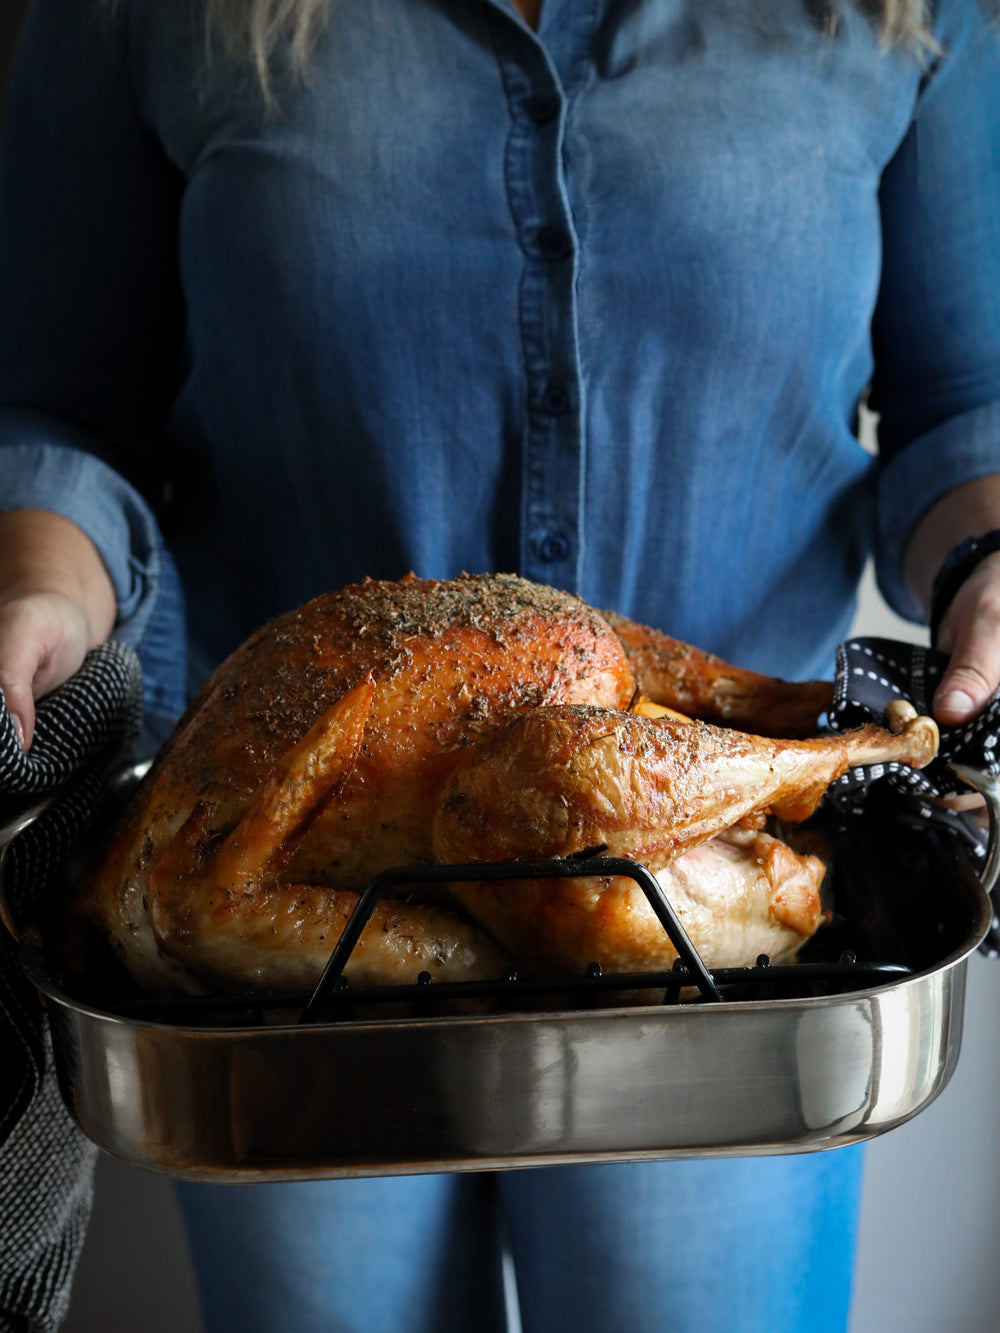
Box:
[74,573,938,994]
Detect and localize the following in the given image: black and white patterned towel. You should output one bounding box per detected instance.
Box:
[0,641,142,1333]
[826,636,1000,958]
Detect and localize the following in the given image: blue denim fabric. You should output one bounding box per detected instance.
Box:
[2,0,999,697]
[137,543,187,721]
[175,1150,866,1333]
[0,435,187,717]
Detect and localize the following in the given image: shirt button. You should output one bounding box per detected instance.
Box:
[538,381,571,416]
[537,531,571,562]
[535,226,573,261]
[524,93,560,124]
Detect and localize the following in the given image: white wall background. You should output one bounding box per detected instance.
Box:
[56,567,1000,1333]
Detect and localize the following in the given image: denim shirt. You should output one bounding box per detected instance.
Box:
[1,0,999,708]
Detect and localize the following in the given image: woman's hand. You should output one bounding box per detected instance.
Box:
[0,509,116,749]
[932,550,1000,726]
[904,474,1000,727]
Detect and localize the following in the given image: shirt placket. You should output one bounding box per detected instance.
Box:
[484,0,600,595]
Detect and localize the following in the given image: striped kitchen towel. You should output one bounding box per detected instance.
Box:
[826,636,1000,959]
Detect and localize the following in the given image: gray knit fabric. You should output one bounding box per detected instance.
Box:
[0,642,143,1331]
[0,1049,97,1333]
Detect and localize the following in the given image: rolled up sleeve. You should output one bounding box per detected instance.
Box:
[870,0,1000,621]
[0,428,162,646]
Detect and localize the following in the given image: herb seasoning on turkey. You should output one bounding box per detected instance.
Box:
[73,573,939,994]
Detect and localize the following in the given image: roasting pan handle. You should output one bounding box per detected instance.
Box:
[0,760,152,941]
[0,794,58,940]
[949,764,1000,901]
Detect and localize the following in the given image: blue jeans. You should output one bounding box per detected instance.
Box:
[175,1150,863,1333]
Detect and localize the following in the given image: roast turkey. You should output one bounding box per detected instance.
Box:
[74,573,939,994]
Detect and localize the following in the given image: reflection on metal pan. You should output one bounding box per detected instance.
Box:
[21,944,977,1180]
[15,779,993,1181]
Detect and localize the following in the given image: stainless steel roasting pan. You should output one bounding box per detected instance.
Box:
[11,773,1000,1183]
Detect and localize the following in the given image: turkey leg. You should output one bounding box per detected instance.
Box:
[433,703,939,868]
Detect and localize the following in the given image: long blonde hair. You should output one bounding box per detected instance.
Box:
[206,0,333,92]
[203,0,932,94]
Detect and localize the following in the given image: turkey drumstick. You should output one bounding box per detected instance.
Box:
[431,704,938,975]
[433,704,939,866]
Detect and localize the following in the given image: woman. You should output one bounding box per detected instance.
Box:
[1,0,999,1329]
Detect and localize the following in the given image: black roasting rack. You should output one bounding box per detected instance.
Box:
[98,833,926,1029]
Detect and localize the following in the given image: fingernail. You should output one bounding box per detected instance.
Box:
[936,689,975,720]
[9,711,26,750]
